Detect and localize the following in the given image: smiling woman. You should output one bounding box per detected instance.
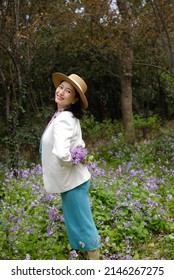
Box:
[40,72,100,260]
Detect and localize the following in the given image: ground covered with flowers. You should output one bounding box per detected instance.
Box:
[0,133,174,260]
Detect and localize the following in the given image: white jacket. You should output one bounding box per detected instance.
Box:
[41,111,91,193]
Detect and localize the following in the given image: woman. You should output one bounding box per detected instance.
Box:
[41,72,100,260]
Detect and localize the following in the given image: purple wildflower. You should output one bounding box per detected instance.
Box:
[47,229,54,237]
[70,145,87,165]
[31,201,37,207]
[105,236,109,243]
[79,241,86,248]
[70,250,78,258]
[25,254,30,260]
[48,208,59,220]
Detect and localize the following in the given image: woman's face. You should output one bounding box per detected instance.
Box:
[55,81,78,111]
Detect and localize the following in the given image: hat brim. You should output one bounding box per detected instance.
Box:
[52,72,88,109]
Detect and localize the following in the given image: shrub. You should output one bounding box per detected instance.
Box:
[134,114,161,139]
[81,112,122,144]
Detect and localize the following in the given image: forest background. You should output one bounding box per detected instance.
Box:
[0,0,174,165]
[0,0,174,260]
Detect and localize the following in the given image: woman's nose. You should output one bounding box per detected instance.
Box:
[59,88,65,95]
[57,88,64,95]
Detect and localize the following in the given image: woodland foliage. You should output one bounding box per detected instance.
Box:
[0,0,174,164]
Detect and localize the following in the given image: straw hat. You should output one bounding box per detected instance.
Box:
[52,72,88,109]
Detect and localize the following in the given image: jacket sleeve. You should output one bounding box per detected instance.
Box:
[52,112,75,165]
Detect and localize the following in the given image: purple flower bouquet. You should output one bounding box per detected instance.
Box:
[70,145,87,165]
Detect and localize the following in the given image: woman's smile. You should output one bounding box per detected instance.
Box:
[56,94,64,100]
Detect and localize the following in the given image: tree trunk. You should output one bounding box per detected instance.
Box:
[117,0,135,143]
[120,51,135,143]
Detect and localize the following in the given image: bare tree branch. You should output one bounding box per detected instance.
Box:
[134,61,174,77]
